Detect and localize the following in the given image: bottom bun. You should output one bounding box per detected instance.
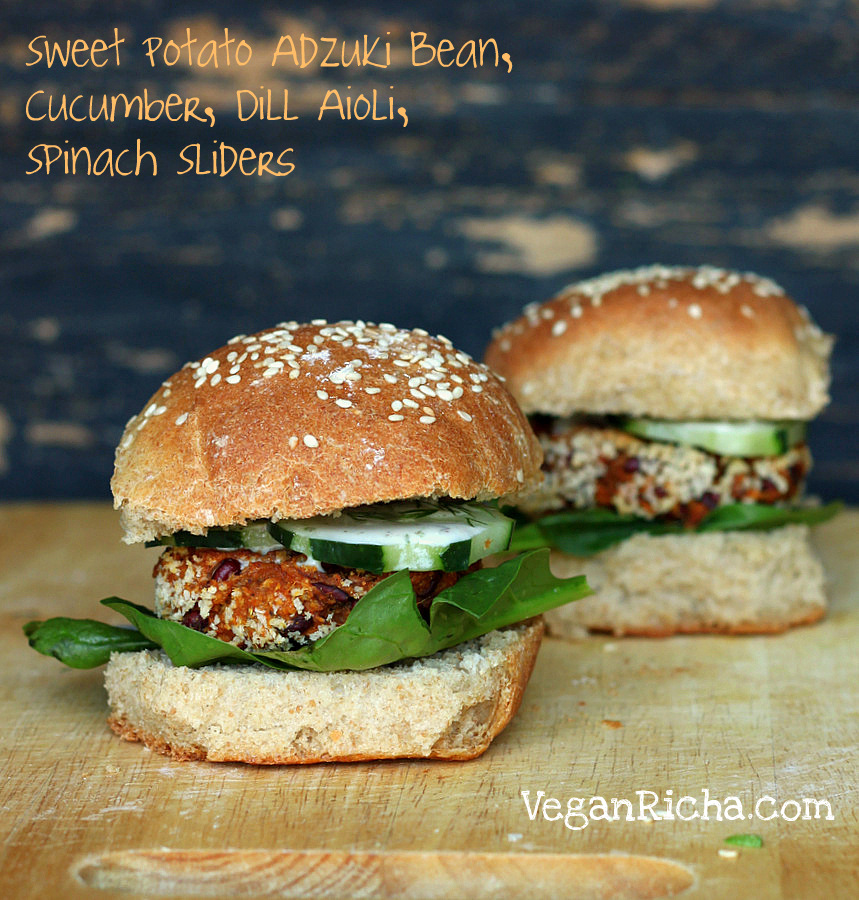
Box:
[545,525,825,637]
[105,619,543,764]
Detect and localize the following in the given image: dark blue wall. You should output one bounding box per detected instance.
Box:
[1,1,857,501]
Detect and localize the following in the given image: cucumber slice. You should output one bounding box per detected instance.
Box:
[270,500,514,574]
[618,418,807,457]
[147,522,283,554]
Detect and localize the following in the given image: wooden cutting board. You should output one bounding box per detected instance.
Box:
[1,503,856,899]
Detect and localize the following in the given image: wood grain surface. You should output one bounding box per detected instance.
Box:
[0,503,857,899]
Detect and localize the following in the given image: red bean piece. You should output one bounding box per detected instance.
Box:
[212,558,241,580]
[311,582,351,603]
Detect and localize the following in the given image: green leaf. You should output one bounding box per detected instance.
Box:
[511,502,843,556]
[26,550,591,672]
[696,502,843,532]
[23,618,157,669]
[724,833,764,848]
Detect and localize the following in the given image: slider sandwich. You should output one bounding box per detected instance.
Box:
[485,266,839,637]
[26,320,590,762]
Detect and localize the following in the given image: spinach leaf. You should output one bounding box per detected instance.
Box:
[509,502,843,556]
[23,618,157,669]
[25,549,591,672]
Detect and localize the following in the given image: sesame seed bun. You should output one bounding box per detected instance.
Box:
[485,265,833,420]
[112,321,542,543]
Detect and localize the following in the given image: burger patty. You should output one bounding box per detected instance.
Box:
[519,420,810,526]
[154,547,470,651]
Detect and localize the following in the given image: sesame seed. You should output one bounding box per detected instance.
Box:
[457,410,473,422]
[419,416,436,424]
[419,385,436,397]
[516,469,524,483]
[194,377,206,389]
[437,389,454,401]
[336,399,353,408]
[552,321,568,338]
[311,318,327,326]
[210,374,222,387]
[571,306,583,318]
[391,400,403,411]
[403,399,419,409]
[451,387,464,399]
[383,373,398,383]
[262,367,280,378]
[288,435,298,449]
[741,304,754,318]
[303,434,319,448]
[226,375,241,384]
[175,412,189,426]
[317,390,329,400]
[388,414,404,422]
[365,387,381,394]
[410,389,424,400]
[289,369,300,379]
[688,303,703,319]
[471,385,483,393]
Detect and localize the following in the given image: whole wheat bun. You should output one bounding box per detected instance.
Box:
[112,321,542,543]
[544,526,825,637]
[104,620,543,763]
[485,265,833,420]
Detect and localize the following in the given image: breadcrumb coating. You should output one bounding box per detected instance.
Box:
[154,547,468,651]
[518,419,809,525]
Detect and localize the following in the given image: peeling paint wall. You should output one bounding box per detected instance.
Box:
[1,1,857,501]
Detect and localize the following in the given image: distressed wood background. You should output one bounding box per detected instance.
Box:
[1,0,857,501]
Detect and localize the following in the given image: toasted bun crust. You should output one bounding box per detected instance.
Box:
[544,526,825,637]
[485,265,833,420]
[104,620,543,763]
[112,321,542,543]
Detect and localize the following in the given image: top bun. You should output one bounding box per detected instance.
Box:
[112,321,542,543]
[485,265,833,421]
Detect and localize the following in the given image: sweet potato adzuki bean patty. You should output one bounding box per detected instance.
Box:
[519,419,810,526]
[154,547,471,651]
